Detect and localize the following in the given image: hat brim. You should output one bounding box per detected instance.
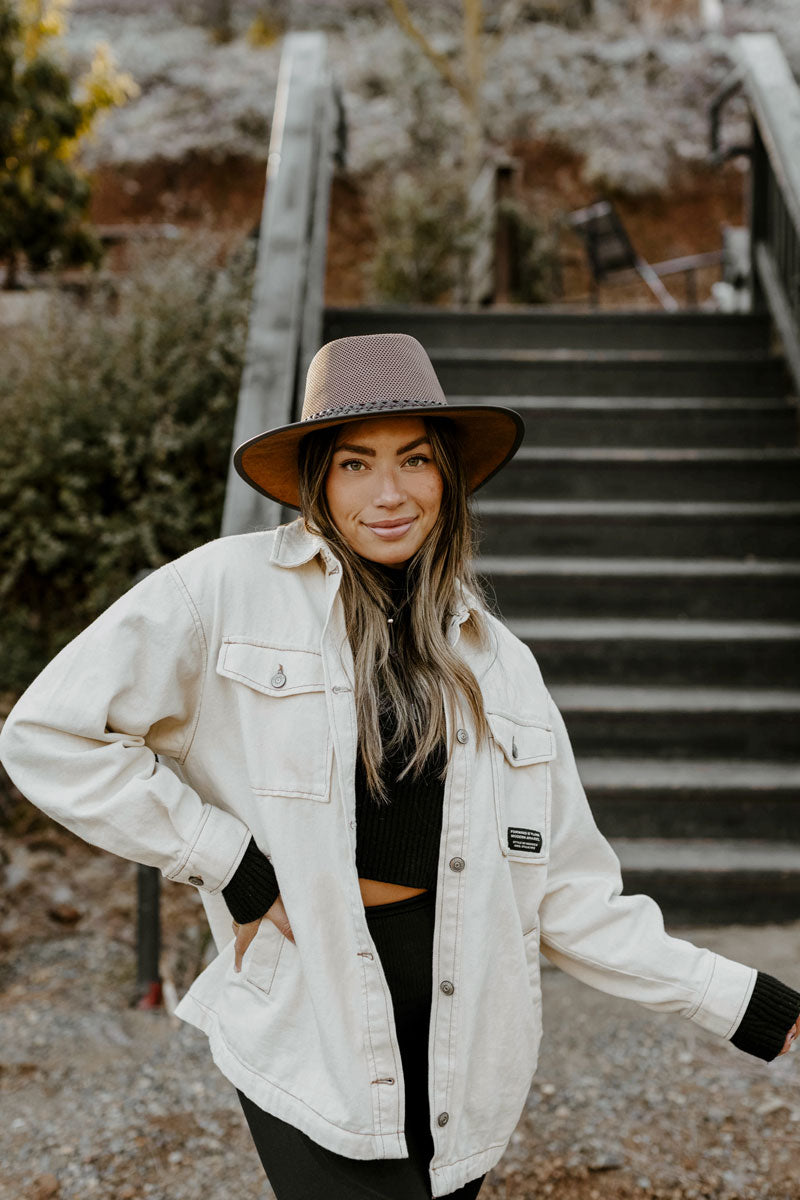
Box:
[233,404,526,510]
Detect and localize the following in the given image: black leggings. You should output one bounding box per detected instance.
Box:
[237,888,486,1199]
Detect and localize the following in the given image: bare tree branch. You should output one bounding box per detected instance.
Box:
[384,0,470,105]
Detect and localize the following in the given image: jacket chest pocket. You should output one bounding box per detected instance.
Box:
[216,639,332,801]
[487,711,554,864]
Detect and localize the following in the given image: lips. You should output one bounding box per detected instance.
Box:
[365,517,417,539]
[367,518,416,529]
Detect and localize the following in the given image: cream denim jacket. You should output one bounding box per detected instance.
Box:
[0,519,757,1198]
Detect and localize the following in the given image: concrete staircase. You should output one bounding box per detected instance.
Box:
[324,306,800,923]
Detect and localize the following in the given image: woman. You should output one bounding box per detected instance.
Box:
[1,332,798,1200]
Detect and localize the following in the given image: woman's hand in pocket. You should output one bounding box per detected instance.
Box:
[232,894,295,972]
[264,893,295,944]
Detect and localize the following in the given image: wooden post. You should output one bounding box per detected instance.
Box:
[493,162,519,305]
[136,864,162,1008]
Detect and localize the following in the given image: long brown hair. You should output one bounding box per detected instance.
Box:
[297,416,490,803]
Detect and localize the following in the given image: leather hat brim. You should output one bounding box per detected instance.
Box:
[233,404,526,510]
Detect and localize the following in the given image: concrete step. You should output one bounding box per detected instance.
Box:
[509,618,800,688]
[608,838,800,924]
[323,306,774,353]
[580,757,800,840]
[451,394,799,449]
[428,348,790,398]
[475,499,800,558]
[482,447,800,502]
[547,684,800,760]
[475,556,800,621]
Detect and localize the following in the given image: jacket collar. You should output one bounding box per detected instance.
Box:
[270,518,474,625]
[270,518,329,569]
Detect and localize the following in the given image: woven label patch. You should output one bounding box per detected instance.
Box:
[507,827,543,853]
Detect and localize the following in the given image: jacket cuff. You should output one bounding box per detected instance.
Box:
[729,971,800,1062]
[222,837,280,924]
[167,803,251,894]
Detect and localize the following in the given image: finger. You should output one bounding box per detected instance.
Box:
[779,1028,795,1056]
[269,914,295,943]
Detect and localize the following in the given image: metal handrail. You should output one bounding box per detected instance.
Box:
[709,33,800,396]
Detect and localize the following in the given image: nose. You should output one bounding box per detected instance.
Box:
[374,465,406,508]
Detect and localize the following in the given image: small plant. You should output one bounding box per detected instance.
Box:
[364,170,484,304]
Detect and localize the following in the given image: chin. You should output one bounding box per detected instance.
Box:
[355,536,421,565]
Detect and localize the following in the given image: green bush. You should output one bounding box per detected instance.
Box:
[364,170,484,304]
[0,234,255,698]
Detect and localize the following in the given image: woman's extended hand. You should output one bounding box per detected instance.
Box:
[778,1017,799,1056]
[232,894,295,972]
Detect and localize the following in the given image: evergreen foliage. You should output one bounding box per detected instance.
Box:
[0,235,256,697]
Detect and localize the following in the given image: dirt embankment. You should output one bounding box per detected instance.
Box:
[86,146,747,310]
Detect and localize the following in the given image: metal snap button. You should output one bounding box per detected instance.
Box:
[440,980,454,995]
[271,667,287,688]
[449,857,465,872]
[188,875,204,887]
[437,1112,449,1126]
[456,728,469,744]
[329,564,340,574]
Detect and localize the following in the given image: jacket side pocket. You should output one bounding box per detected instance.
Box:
[245,916,286,995]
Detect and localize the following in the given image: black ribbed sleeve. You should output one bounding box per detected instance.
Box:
[729,971,800,1062]
[222,838,281,925]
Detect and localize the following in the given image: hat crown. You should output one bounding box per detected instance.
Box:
[302,332,447,423]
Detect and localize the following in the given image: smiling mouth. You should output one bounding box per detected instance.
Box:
[367,518,416,529]
[365,517,417,538]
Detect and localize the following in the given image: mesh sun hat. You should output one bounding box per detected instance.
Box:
[233,332,525,509]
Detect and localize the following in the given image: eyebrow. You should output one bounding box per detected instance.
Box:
[333,436,431,457]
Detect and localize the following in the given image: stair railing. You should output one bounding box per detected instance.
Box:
[220,31,344,536]
[710,32,800,397]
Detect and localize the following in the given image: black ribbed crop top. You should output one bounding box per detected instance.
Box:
[222,559,446,924]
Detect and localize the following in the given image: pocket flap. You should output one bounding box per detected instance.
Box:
[216,639,325,697]
[487,712,555,766]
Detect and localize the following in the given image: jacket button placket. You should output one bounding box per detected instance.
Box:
[323,563,403,1137]
[430,716,470,1158]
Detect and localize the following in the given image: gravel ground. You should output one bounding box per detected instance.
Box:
[2,822,800,1200]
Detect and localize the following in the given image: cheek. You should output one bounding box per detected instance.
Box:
[325,474,365,525]
[420,473,444,518]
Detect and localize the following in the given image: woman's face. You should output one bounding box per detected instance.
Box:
[324,415,443,565]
